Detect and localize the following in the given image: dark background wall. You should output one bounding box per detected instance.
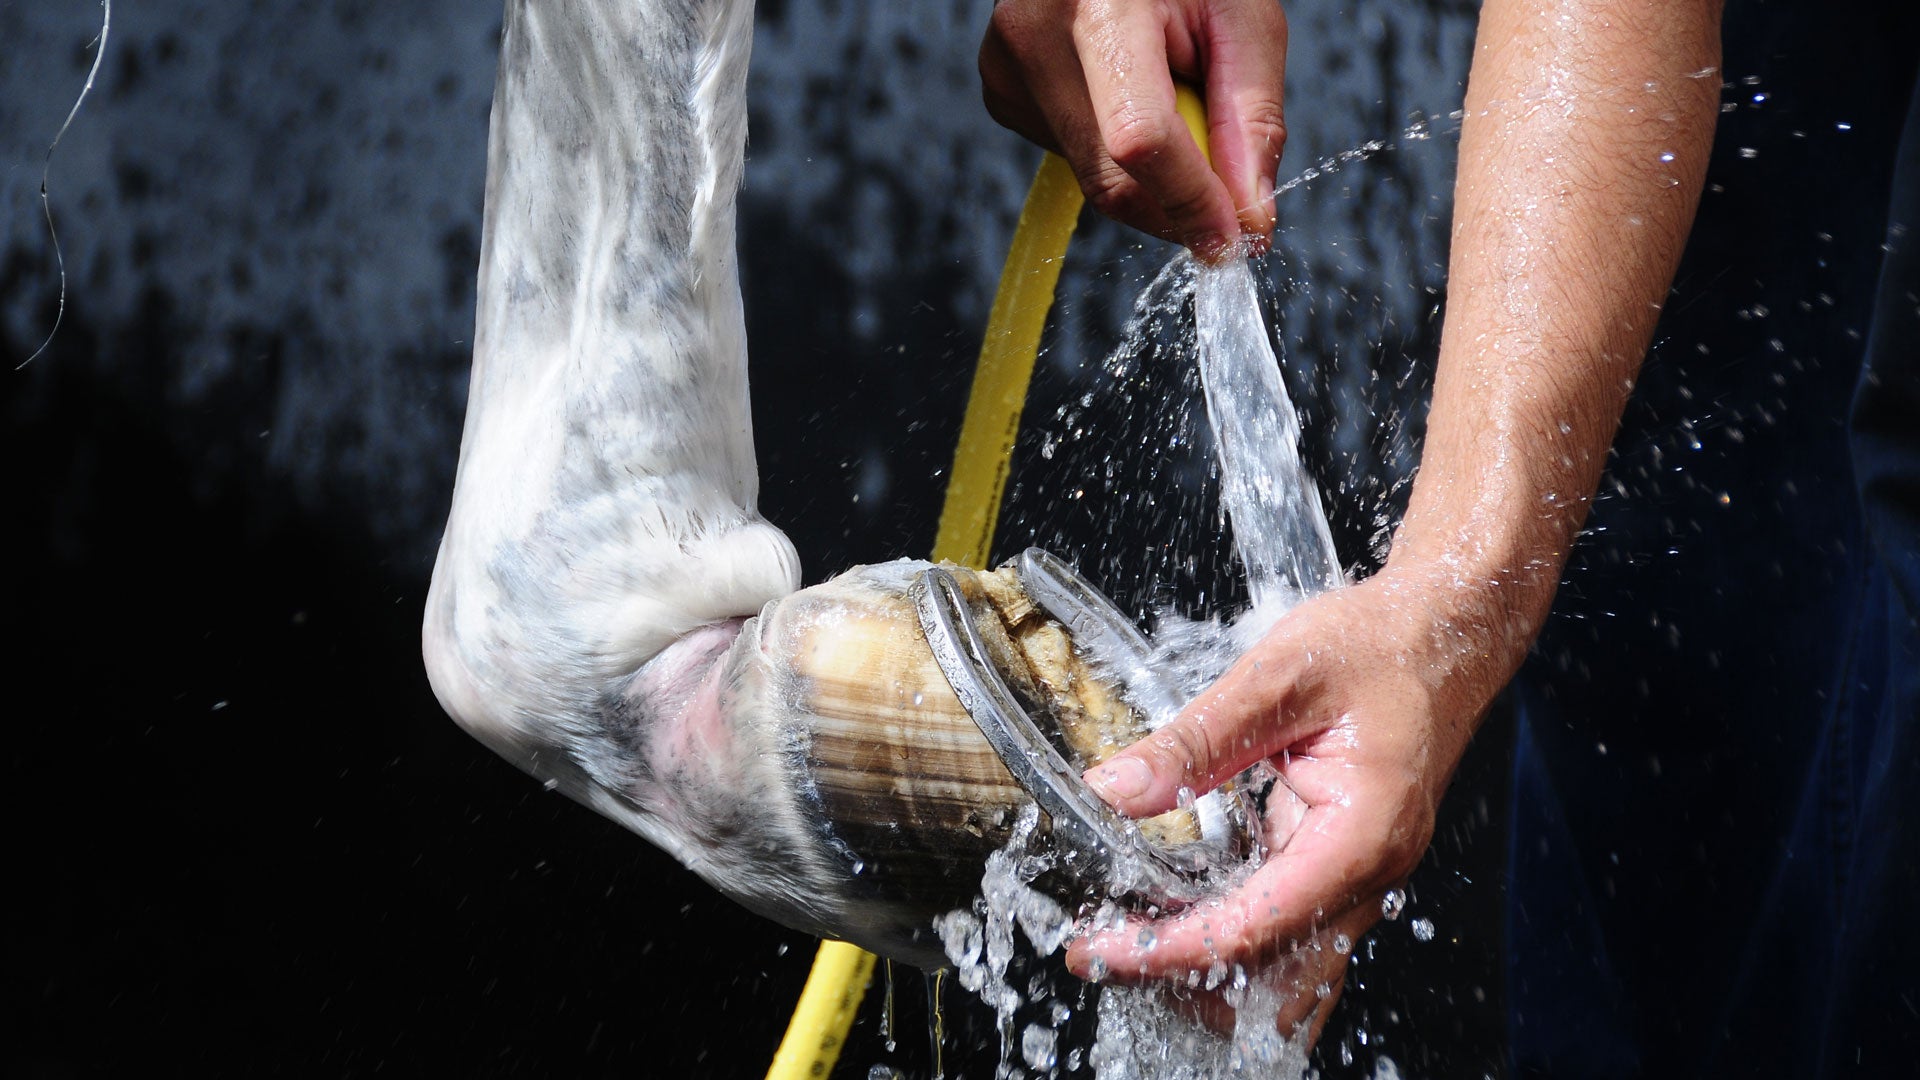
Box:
[4,1,1493,1075]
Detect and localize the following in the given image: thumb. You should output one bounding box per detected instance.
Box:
[1203,0,1288,243]
[1082,659,1299,817]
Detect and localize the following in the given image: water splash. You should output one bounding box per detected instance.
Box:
[927,112,1480,1072]
[929,241,1351,1076]
[934,805,1076,1079]
[932,801,1312,1079]
[1074,252,1346,1078]
[1089,973,1310,1079]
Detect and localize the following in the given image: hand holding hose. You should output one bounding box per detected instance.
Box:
[980,0,1288,260]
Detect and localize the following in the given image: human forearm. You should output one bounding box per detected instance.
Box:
[1074,0,1728,1019]
[1386,0,1724,702]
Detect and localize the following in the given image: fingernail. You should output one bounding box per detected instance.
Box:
[1066,938,1112,982]
[1086,757,1153,802]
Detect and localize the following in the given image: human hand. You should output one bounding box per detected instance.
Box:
[1064,565,1512,1037]
[979,0,1287,260]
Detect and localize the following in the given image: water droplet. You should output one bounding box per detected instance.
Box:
[1411,917,1436,942]
[542,778,559,792]
[1333,932,1353,955]
[1201,958,1230,990]
[1021,1023,1058,1070]
[1837,121,1854,132]
[911,692,924,706]
[1381,888,1407,920]
[1659,151,1676,163]
[1739,147,1759,159]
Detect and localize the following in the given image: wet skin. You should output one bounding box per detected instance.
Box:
[990,0,1726,1041]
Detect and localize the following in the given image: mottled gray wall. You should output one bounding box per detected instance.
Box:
[3,0,1472,572]
[4,2,497,553]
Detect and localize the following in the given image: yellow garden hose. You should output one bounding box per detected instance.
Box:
[931,149,1088,569]
[764,85,1213,1080]
[764,939,877,1079]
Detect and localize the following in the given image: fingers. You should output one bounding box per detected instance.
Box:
[1299,972,1344,1048]
[1276,905,1366,1037]
[1069,794,1394,980]
[1087,906,1362,1051]
[1201,909,1359,1039]
[979,0,1288,259]
[1070,4,1239,257]
[1200,1,1287,244]
[1158,955,1347,1042]
[979,9,1063,153]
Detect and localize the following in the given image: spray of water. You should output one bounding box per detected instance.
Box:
[1270,111,1463,200]
[1193,256,1345,629]
[928,240,1355,1076]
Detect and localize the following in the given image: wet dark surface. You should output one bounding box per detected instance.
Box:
[6,1,1503,1076]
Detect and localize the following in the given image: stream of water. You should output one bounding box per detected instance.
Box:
[1193,256,1345,626]
[930,242,1352,1077]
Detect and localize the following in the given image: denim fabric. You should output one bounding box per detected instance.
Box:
[1507,6,1920,1076]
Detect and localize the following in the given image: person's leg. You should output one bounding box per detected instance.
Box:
[1818,70,1920,1076]
[1506,709,1641,1078]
